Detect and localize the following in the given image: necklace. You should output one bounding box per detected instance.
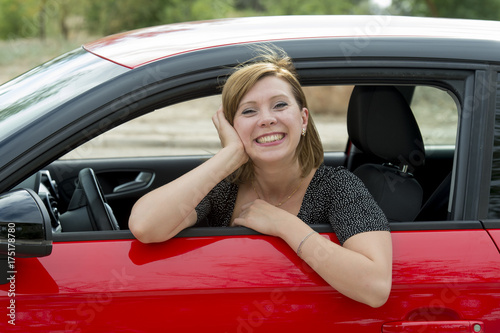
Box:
[252,177,304,207]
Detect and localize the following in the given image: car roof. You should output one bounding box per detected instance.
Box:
[84,15,500,69]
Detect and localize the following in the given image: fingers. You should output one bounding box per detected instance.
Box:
[231,200,258,227]
[211,105,224,130]
[212,106,244,151]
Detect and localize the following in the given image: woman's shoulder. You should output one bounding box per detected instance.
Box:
[308,164,370,201]
[313,164,358,186]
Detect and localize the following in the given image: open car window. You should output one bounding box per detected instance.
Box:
[52,84,460,231]
[60,86,354,160]
[61,85,457,160]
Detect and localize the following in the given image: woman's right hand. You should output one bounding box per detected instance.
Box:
[212,106,249,165]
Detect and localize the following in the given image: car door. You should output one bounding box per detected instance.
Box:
[3,221,498,332]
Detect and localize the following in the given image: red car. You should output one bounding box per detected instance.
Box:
[1,15,500,332]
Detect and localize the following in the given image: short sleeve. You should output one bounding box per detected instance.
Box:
[327,168,389,244]
[298,165,389,245]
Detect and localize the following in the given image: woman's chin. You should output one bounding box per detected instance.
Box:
[250,149,294,166]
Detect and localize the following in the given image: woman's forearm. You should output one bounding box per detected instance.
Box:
[279,222,392,308]
[129,145,246,243]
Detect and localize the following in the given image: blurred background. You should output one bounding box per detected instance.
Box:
[1,0,500,84]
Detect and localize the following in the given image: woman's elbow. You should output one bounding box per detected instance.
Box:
[129,217,151,243]
[128,209,158,244]
[364,278,392,308]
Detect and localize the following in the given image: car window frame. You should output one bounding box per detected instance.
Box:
[47,57,481,242]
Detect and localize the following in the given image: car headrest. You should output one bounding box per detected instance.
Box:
[347,86,425,169]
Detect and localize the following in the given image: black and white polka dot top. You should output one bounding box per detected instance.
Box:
[195,164,389,245]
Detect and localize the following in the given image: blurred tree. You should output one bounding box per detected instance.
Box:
[83,0,234,35]
[234,0,265,11]
[59,0,71,40]
[82,0,373,36]
[39,0,47,40]
[162,0,234,24]
[264,0,372,16]
[390,0,500,20]
[83,0,166,35]
[233,0,372,16]
[0,0,39,39]
[2,0,496,42]
[0,0,82,40]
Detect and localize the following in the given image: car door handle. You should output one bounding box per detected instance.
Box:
[113,171,153,193]
[382,321,484,333]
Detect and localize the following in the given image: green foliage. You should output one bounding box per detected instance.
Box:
[162,0,234,23]
[230,0,372,16]
[0,0,38,39]
[83,0,234,35]
[0,0,85,40]
[390,0,500,20]
[263,0,371,16]
[0,0,499,41]
[83,0,165,35]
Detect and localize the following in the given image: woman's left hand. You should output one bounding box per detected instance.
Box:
[232,199,296,237]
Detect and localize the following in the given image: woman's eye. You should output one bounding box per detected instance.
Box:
[241,109,256,115]
[274,102,288,109]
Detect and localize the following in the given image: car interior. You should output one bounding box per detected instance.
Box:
[15,83,458,235]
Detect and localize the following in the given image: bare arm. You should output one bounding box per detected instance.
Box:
[285,224,392,308]
[234,200,392,308]
[129,108,248,243]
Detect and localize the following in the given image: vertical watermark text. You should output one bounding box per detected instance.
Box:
[6,222,17,326]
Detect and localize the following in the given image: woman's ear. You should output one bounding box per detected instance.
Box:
[301,107,309,127]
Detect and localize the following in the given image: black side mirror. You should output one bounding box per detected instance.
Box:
[0,189,53,284]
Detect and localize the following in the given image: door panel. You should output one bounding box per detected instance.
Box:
[1,226,499,332]
[46,156,208,228]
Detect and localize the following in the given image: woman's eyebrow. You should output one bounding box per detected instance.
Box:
[239,94,290,107]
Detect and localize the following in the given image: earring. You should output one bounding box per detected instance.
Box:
[301,128,306,137]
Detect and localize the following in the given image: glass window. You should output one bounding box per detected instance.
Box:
[61,86,353,160]
[61,95,222,159]
[303,86,351,152]
[410,86,458,147]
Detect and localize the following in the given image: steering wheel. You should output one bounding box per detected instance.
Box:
[79,168,120,230]
[61,168,119,231]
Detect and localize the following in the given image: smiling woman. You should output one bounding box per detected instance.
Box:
[128,45,392,308]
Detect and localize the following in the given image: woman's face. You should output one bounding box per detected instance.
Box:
[233,75,308,167]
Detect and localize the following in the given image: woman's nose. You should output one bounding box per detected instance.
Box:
[259,110,277,127]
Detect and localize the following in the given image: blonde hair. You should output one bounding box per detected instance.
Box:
[222,46,323,184]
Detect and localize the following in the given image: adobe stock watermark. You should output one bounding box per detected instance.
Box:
[6,223,17,326]
[13,0,65,40]
[64,267,135,332]
[339,14,393,63]
[381,138,426,193]
[233,287,298,333]
[409,282,463,333]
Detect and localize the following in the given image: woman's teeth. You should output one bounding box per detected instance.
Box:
[256,134,284,144]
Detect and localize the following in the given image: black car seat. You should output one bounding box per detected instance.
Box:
[415,172,452,221]
[347,86,425,222]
